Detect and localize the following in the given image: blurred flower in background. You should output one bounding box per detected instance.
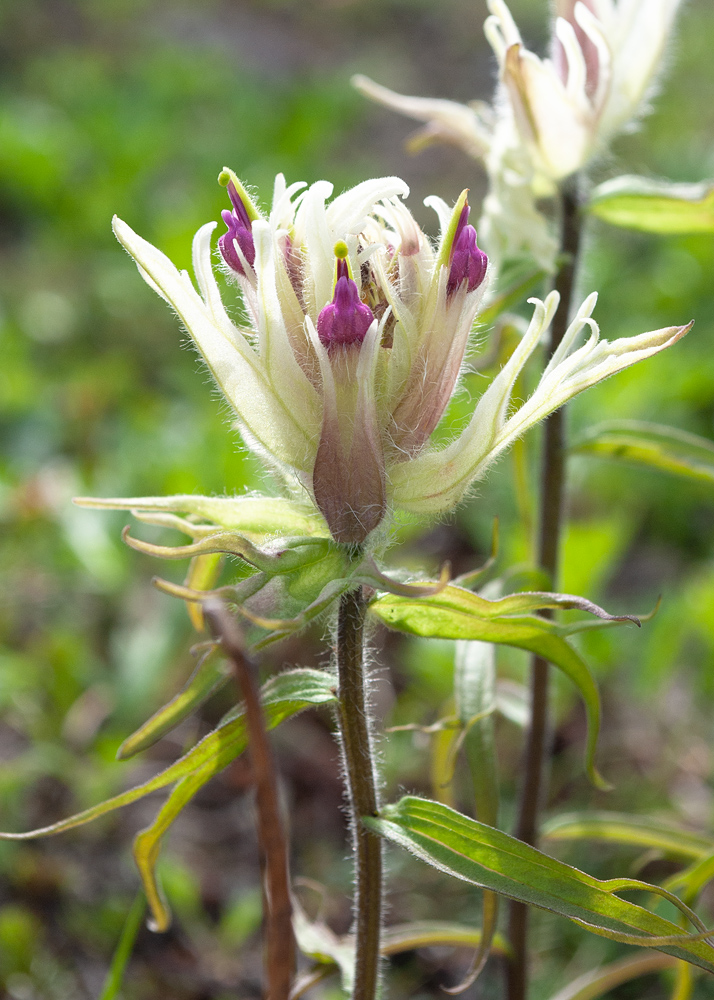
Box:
[355,0,686,271]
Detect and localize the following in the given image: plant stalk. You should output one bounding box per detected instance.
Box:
[204,601,295,1000]
[336,586,383,1000]
[507,180,582,1000]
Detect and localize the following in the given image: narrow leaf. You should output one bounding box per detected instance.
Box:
[98,892,146,1000]
[370,587,617,788]
[450,639,500,991]
[588,176,714,234]
[381,920,509,956]
[430,721,459,808]
[372,584,639,627]
[117,646,230,760]
[572,421,714,486]
[185,553,223,631]
[0,669,337,841]
[454,640,499,826]
[543,812,714,862]
[133,768,215,932]
[672,957,695,1000]
[367,797,714,974]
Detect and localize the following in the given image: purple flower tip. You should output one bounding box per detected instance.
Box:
[219,180,255,275]
[447,204,488,296]
[317,274,375,348]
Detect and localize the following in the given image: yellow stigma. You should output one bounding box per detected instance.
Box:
[334,241,349,259]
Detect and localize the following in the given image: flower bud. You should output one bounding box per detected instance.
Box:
[317,255,375,348]
[219,179,256,275]
[447,205,488,296]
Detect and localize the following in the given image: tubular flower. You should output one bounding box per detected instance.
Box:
[113,174,489,545]
[484,0,684,183]
[110,171,689,544]
[354,0,684,266]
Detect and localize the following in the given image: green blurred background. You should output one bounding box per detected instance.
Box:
[1,0,714,997]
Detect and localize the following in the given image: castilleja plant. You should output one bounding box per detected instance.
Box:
[483,0,685,185]
[88,170,684,544]
[2,169,703,1000]
[354,0,685,273]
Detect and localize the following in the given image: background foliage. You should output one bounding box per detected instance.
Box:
[1,0,713,997]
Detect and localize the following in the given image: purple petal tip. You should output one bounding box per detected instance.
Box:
[317,276,375,348]
[219,181,256,275]
[447,204,488,296]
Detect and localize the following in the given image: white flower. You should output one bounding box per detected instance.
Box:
[110,170,689,542]
[354,0,684,268]
[485,0,684,183]
[113,172,489,544]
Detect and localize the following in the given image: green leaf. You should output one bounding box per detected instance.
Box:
[372,584,639,627]
[666,851,714,904]
[117,646,230,760]
[542,812,714,862]
[571,421,714,486]
[133,768,217,932]
[98,892,146,1000]
[367,797,714,975]
[381,920,509,957]
[74,494,329,538]
[587,176,714,234]
[0,669,336,841]
[452,641,501,988]
[454,640,499,827]
[184,553,224,631]
[369,586,634,788]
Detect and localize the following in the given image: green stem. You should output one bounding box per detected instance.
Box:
[507,179,582,1000]
[336,587,383,1000]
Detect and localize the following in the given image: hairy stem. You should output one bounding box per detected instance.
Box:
[507,180,582,1000]
[204,601,295,1000]
[336,587,383,1000]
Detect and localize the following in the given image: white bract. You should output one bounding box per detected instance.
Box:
[354,0,684,267]
[111,171,688,543]
[485,0,684,183]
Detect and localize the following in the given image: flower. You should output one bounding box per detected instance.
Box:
[484,0,685,183]
[354,0,684,267]
[109,170,689,545]
[113,173,489,545]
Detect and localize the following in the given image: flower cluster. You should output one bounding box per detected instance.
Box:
[108,171,688,549]
[354,0,684,269]
[113,173,490,544]
[485,0,684,183]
